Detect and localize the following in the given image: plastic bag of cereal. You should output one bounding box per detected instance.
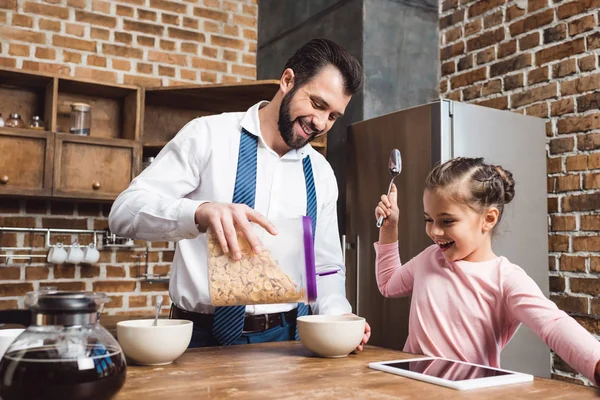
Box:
[206,217,317,306]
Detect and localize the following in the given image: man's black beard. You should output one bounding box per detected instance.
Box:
[278,90,318,150]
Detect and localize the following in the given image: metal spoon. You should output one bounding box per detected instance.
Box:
[152,295,163,327]
[376,149,402,228]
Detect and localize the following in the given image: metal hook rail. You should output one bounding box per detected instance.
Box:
[0,227,105,249]
[0,227,167,283]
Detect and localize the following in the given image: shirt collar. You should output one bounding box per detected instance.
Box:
[240,101,310,160]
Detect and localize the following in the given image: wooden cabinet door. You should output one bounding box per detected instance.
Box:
[0,129,54,197]
[53,133,140,201]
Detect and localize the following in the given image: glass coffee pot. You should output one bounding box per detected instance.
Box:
[0,290,126,400]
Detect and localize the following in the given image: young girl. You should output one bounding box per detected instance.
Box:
[374,157,600,384]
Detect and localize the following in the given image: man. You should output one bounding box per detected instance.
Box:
[109,38,371,349]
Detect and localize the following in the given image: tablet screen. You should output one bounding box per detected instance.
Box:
[382,359,513,381]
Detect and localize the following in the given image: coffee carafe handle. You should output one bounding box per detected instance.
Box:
[0,309,32,327]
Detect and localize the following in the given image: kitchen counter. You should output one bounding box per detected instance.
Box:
[115,341,600,399]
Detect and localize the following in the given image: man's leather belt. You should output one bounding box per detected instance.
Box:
[170,305,297,332]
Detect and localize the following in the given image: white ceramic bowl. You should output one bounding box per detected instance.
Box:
[297,315,365,358]
[116,319,192,365]
[0,329,25,359]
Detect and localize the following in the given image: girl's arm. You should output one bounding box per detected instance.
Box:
[374,241,416,297]
[504,266,600,384]
[375,183,415,297]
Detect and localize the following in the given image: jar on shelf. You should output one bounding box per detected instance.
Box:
[5,113,25,128]
[69,103,91,136]
[29,115,45,130]
[0,113,4,128]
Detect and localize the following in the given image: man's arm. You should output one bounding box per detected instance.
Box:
[109,119,207,242]
[109,118,277,257]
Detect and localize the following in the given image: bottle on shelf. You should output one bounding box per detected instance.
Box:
[29,116,45,130]
[5,113,25,128]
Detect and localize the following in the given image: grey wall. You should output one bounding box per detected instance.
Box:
[257,0,439,233]
[363,0,439,119]
[258,0,364,234]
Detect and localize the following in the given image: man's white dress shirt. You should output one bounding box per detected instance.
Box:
[109,101,352,316]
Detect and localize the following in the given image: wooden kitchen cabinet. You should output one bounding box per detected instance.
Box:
[52,134,140,201]
[0,66,329,202]
[0,66,142,201]
[0,128,54,197]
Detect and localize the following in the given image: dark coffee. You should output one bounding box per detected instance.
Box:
[0,345,126,400]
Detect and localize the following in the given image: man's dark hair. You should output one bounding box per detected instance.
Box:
[283,38,363,96]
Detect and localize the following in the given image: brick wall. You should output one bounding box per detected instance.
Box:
[0,0,258,318]
[0,198,176,316]
[0,0,257,86]
[439,0,599,386]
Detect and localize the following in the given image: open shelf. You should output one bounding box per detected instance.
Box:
[56,78,141,141]
[142,80,280,157]
[0,68,55,132]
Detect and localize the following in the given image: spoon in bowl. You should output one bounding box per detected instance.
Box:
[152,295,163,327]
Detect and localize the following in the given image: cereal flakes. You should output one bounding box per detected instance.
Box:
[207,231,305,306]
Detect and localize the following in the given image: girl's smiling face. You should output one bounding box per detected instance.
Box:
[423,189,498,263]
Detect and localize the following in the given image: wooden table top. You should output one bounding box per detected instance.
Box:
[114,341,600,399]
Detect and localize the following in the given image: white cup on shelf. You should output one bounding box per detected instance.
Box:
[66,243,84,265]
[82,243,100,264]
[47,243,68,265]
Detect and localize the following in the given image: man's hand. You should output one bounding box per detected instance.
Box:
[195,202,277,260]
[344,313,371,352]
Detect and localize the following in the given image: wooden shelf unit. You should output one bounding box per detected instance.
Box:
[0,67,329,201]
[0,67,142,201]
[143,81,328,157]
[142,80,281,158]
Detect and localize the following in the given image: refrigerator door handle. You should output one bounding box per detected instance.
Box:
[342,234,359,314]
[342,234,347,266]
[355,235,360,315]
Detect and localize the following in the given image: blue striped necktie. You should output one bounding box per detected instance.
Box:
[212,129,316,346]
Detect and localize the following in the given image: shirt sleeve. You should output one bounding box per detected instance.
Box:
[374,241,416,297]
[503,266,600,384]
[109,119,209,242]
[310,168,352,316]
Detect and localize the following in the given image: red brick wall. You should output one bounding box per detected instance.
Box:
[0,198,175,316]
[0,0,257,86]
[0,0,258,318]
[439,0,599,386]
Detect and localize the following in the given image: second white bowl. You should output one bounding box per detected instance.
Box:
[297,315,365,358]
[116,319,192,365]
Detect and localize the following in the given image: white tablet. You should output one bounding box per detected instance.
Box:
[369,357,533,391]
